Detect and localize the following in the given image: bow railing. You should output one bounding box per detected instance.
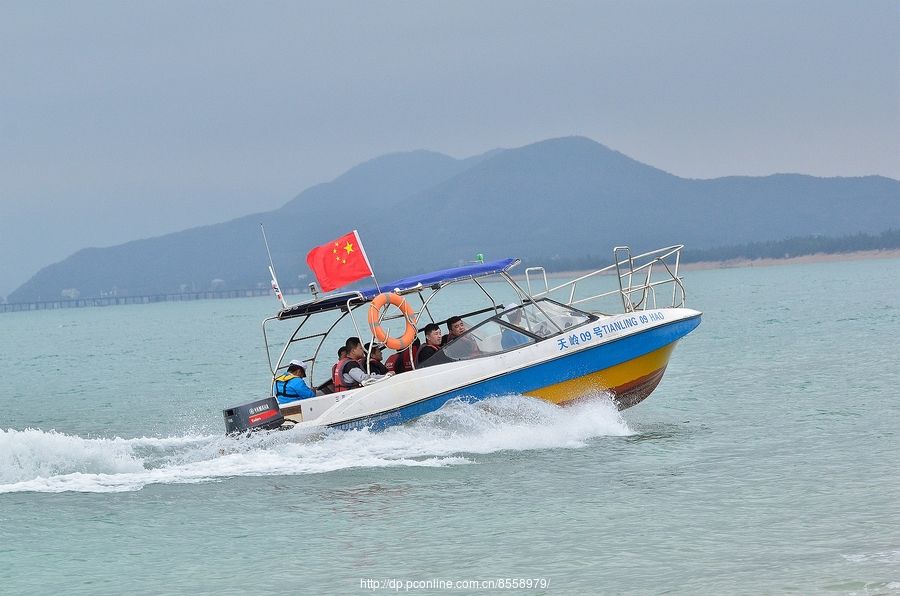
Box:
[525,245,686,315]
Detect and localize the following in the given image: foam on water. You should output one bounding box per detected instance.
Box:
[841,550,900,564]
[0,394,631,494]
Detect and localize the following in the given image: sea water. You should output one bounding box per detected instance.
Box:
[1,258,898,595]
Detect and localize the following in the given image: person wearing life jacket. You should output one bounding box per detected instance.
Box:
[333,337,392,392]
[416,323,442,366]
[365,342,389,375]
[384,351,400,374]
[273,360,316,404]
[330,346,348,386]
[391,337,420,374]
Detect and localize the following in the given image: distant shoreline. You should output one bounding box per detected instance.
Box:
[4,249,899,312]
[538,248,900,278]
[679,248,900,271]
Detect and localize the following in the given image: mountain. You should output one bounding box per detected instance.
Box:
[7,137,899,303]
[7,149,488,302]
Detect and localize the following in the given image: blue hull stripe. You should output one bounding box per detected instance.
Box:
[330,315,701,430]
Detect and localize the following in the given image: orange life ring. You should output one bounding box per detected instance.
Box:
[367,292,417,350]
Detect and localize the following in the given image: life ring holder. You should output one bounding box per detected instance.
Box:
[367,292,417,350]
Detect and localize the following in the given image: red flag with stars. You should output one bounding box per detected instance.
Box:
[305,230,374,292]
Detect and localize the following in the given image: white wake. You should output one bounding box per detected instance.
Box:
[0,394,631,494]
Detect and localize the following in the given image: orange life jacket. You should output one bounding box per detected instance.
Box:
[332,357,361,392]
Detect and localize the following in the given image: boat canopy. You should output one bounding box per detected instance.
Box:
[277,257,519,320]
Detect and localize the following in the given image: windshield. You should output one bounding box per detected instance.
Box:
[438,299,593,362]
[514,300,591,337]
[440,320,535,360]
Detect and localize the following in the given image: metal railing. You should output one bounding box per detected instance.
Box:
[527,245,686,315]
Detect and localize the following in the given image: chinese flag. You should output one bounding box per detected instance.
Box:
[306,230,374,292]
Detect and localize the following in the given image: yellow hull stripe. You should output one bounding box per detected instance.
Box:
[527,343,677,405]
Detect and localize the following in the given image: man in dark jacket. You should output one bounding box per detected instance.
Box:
[417,323,443,366]
[365,342,389,375]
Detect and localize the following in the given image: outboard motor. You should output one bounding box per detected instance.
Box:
[223,396,285,435]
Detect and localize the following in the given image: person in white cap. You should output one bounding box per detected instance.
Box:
[273,359,316,403]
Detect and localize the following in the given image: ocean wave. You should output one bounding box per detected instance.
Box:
[841,550,900,564]
[0,394,630,494]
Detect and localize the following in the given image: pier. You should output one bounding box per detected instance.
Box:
[0,288,306,313]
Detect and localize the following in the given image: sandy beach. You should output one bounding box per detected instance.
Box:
[680,248,900,271]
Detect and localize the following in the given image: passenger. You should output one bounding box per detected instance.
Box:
[333,337,392,391]
[384,350,399,373]
[501,304,530,349]
[446,315,467,341]
[390,338,420,374]
[384,337,422,375]
[365,342,389,375]
[331,346,349,383]
[417,323,443,366]
[444,315,480,357]
[273,360,316,403]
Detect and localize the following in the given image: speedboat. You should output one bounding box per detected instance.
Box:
[223,245,700,433]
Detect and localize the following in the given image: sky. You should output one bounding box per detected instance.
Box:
[1,1,898,299]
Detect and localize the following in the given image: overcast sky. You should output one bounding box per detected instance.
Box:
[1,1,898,298]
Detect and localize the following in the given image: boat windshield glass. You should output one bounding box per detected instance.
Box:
[439,299,592,362]
[512,300,591,337]
[440,320,535,360]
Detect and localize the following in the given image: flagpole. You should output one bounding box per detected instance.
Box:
[261,224,288,308]
[353,229,381,293]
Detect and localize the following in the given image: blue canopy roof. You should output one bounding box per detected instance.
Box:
[277,258,519,319]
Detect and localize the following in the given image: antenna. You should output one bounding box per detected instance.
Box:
[260,223,288,308]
